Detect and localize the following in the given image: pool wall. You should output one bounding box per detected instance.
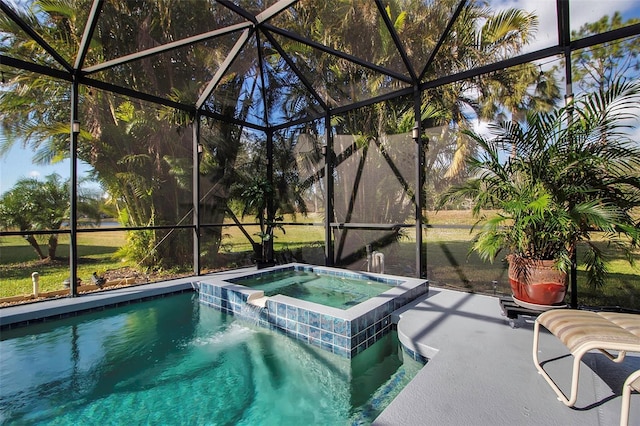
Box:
[198,263,429,358]
[0,278,198,330]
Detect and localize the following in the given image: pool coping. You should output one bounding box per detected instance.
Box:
[0,274,205,330]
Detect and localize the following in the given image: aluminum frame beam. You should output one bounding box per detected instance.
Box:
[264,24,413,84]
[374,0,418,82]
[196,28,253,109]
[419,0,467,82]
[261,29,329,111]
[75,0,103,70]
[83,22,252,75]
[0,0,73,72]
[256,0,299,24]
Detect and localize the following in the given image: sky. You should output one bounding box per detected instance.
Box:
[1,0,639,196]
[0,140,96,194]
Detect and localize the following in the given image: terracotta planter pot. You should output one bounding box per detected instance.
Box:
[508,258,568,308]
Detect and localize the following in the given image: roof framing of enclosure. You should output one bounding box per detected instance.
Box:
[2,0,638,132]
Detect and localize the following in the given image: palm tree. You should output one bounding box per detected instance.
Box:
[480,63,561,158]
[423,6,559,176]
[0,174,101,260]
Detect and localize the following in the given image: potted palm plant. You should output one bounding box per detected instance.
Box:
[441,79,640,308]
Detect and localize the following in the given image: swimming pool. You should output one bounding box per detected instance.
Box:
[0,293,423,425]
[229,268,392,309]
[199,263,429,358]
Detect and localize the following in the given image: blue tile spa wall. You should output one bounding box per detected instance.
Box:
[198,278,429,358]
[198,283,268,326]
[263,299,395,358]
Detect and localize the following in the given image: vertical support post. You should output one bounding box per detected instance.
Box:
[567,77,577,309]
[413,90,424,278]
[324,111,334,266]
[558,0,577,309]
[69,80,80,296]
[192,112,201,275]
[566,77,577,309]
[266,129,274,262]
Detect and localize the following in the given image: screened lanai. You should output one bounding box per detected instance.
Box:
[1,0,639,307]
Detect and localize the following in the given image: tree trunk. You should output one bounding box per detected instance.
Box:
[24,235,46,260]
[47,234,59,259]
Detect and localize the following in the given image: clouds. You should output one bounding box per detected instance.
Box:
[568,0,638,32]
[491,0,639,54]
[500,0,558,53]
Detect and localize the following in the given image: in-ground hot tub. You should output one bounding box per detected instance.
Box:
[198,263,429,358]
[229,267,398,309]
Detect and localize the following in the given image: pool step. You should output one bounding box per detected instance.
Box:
[247,296,269,308]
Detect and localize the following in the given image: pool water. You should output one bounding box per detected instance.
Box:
[231,270,392,309]
[0,293,423,425]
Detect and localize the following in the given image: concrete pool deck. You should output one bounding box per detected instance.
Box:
[377,287,640,426]
[1,273,639,425]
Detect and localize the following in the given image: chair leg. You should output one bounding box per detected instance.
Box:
[600,349,627,363]
[620,370,640,426]
[532,319,582,406]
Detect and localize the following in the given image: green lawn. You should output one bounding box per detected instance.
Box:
[2,211,639,310]
[0,231,131,297]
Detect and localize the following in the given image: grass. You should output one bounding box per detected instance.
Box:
[0,231,130,297]
[1,210,639,310]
